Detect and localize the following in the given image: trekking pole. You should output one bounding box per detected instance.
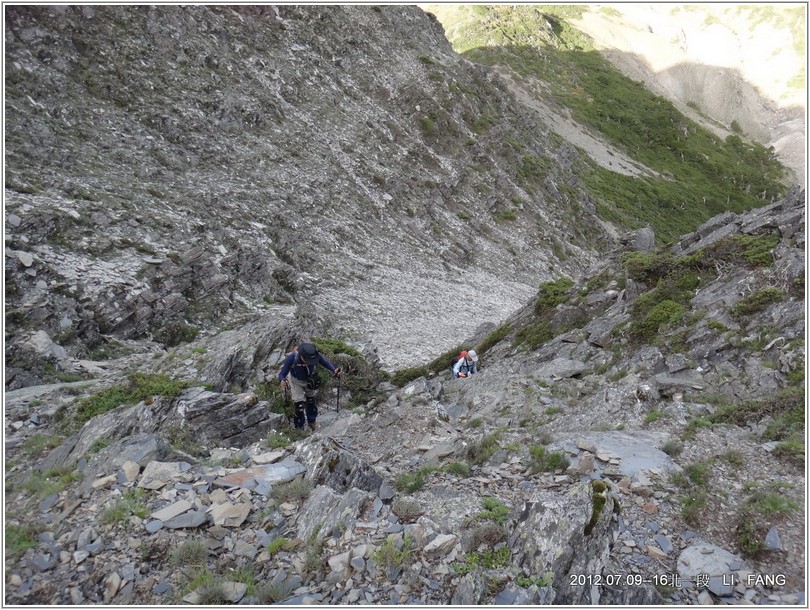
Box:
[283,382,292,426]
[336,374,341,414]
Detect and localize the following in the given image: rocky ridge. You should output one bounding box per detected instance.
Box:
[4,188,804,605]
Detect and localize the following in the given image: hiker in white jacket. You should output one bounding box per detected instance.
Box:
[453,350,478,378]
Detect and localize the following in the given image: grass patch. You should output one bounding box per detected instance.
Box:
[476,497,511,525]
[100,488,150,526]
[394,467,437,494]
[465,432,502,466]
[76,372,189,423]
[736,489,799,557]
[17,467,82,500]
[5,523,43,559]
[708,387,803,442]
[534,277,574,315]
[371,534,415,573]
[477,322,510,355]
[451,546,510,575]
[444,461,471,477]
[528,445,570,474]
[270,477,313,505]
[20,433,64,458]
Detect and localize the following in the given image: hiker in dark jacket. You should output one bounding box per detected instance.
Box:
[279,342,342,430]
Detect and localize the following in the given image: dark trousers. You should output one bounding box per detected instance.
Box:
[293,397,318,429]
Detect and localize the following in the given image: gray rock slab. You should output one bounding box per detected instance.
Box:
[654,534,673,554]
[677,541,748,582]
[576,431,682,479]
[538,358,589,379]
[138,461,193,490]
[765,526,782,551]
[212,459,305,490]
[151,500,193,522]
[163,510,208,529]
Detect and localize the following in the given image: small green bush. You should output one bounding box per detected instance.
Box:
[391,497,423,522]
[101,489,150,526]
[445,461,471,477]
[534,277,574,315]
[372,535,414,571]
[466,432,501,466]
[514,319,553,350]
[270,478,313,504]
[631,299,684,340]
[732,287,783,316]
[256,580,296,604]
[622,252,674,284]
[395,470,429,494]
[77,372,189,423]
[477,323,510,355]
[267,537,294,555]
[528,445,570,474]
[477,497,511,525]
[451,546,510,575]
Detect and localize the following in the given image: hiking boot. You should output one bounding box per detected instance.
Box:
[308,421,317,431]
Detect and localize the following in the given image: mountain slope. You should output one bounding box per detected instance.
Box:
[3,5,805,607]
[5,5,613,374]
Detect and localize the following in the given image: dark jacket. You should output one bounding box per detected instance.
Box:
[279,350,337,382]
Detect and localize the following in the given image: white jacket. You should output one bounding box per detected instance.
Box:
[453,355,477,377]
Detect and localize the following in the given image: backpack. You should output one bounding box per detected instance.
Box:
[450,351,468,370]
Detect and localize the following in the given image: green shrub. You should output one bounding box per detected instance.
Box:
[477,497,511,525]
[708,233,780,267]
[534,277,574,314]
[644,410,663,424]
[20,467,82,500]
[391,497,423,522]
[622,252,674,284]
[372,535,414,571]
[395,469,430,494]
[263,431,292,449]
[445,461,471,477]
[661,439,682,456]
[266,537,294,555]
[631,299,684,340]
[256,580,296,604]
[528,445,570,474]
[77,372,189,423]
[170,538,208,568]
[101,488,150,525]
[466,432,501,466]
[21,433,63,458]
[478,323,510,355]
[270,478,313,504]
[709,387,803,441]
[154,321,199,347]
[451,546,510,575]
[732,287,783,316]
[514,319,553,350]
